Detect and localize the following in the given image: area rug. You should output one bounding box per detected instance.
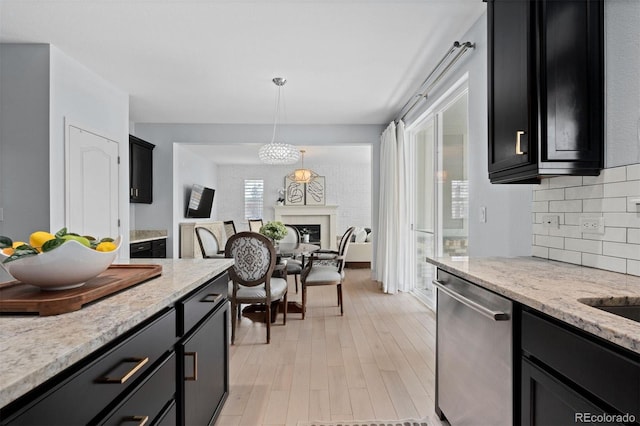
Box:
[298,420,428,426]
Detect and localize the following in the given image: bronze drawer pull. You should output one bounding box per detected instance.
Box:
[123,415,149,426]
[200,293,222,303]
[185,351,198,381]
[97,357,149,384]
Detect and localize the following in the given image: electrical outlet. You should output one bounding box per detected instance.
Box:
[579,216,605,234]
[542,215,559,228]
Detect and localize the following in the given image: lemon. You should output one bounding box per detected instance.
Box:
[29,231,55,251]
[2,241,26,256]
[96,241,117,252]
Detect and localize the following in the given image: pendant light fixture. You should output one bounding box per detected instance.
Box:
[288,149,319,183]
[258,77,300,165]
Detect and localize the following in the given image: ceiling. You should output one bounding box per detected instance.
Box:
[0,0,486,126]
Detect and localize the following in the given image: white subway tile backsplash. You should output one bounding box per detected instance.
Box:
[627,259,640,276]
[583,197,627,212]
[535,235,564,249]
[603,212,640,229]
[565,238,602,254]
[548,176,583,188]
[603,242,640,261]
[627,164,640,181]
[532,201,549,213]
[549,200,582,212]
[582,227,627,243]
[549,248,582,265]
[532,165,639,275]
[565,184,603,200]
[532,245,549,258]
[581,253,627,274]
[603,180,640,198]
[534,188,565,201]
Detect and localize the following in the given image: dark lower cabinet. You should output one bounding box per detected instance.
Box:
[176,272,230,426]
[0,271,231,426]
[521,309,639,425]
[178,302,229,426]
[130,238,166,259]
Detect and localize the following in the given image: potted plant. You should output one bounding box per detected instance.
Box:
[259,221,288,244]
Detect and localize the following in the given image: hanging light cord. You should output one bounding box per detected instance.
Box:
[270,84,282,144]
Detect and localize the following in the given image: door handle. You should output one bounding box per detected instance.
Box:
[185,351,198,381]
[433,280,510,321]
[516,130,526,155]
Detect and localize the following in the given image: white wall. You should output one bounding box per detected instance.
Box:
[133,124,382,257]
[404,13,533,257]
[215,160,371,233]
[49,45,130,244]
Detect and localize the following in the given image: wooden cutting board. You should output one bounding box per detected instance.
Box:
[0,264,162,316]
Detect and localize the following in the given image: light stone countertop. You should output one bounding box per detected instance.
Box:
[129,229,168,243]
[427,256,640,354]
[0,258,234,408]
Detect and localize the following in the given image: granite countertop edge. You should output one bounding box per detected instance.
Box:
[0,258,234,408]
[427,256,640,355]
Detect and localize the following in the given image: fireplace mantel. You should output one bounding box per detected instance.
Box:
[274,205,338,249]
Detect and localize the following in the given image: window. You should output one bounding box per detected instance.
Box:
[244,179,264,220]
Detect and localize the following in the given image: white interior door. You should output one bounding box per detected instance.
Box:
[66,124,119,239]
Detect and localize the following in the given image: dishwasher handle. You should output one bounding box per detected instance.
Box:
[433,280,510,321]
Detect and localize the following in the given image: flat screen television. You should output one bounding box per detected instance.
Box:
[185,184,215,218]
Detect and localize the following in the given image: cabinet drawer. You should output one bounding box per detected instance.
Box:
[130,241,152,258]
[522,310,639,418]
[5,309,176,426]
[178,272,228,336]
[98,352,176,425]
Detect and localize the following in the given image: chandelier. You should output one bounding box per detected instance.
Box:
[288,150,319,183]
[258,77,300,165]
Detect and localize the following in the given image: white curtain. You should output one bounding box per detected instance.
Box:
[375,120,412,294]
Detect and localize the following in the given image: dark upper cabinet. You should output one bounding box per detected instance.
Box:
[488,0,604,184]
[129,135,155,203]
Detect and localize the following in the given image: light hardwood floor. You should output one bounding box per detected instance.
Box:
[216,268,446,426]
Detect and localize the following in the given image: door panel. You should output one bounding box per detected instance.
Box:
[67,125,119,238]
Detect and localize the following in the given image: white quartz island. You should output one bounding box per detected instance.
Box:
[0,258,234,408]
[427,256,640,354]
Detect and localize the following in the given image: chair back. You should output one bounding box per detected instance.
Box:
[336,227,356,272]
[248,218,264,233]
[225,232,276,287]
[223,220,237,239]
[195,227,222,258]
[280,225,300,244]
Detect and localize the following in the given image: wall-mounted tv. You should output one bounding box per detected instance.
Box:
[185,184,215,218]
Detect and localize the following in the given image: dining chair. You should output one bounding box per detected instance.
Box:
[223,220,237,240]
[300,226,355,319]
[194,227,224,258]
[281,225,303,293]
[225,232,288,344]
[248,218,264,233]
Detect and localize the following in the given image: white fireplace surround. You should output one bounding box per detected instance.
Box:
[274,205,338,250]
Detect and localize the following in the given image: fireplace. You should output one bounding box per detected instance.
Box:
[290,224,321,244]
[274,205,338,249]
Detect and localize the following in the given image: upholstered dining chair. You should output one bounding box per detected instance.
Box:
[248,218,264,233]
[281,225,303,293]
[223,220,237,240]
[225,232,288,344]
[300,226,355,319]
[195,227,224,258]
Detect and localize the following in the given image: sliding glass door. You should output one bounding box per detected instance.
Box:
[408,84,468,309]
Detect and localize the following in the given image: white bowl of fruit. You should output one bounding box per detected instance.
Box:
[0,228,121,290]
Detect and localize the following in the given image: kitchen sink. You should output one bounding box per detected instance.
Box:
[578,297,640,323]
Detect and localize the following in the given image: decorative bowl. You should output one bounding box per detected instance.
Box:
[0,236,122,290]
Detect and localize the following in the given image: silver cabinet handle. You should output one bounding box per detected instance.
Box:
[433,280,510,321]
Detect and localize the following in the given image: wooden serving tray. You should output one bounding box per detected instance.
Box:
[0,264,162,316]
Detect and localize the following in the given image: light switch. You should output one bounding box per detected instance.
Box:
[480,206,487,223]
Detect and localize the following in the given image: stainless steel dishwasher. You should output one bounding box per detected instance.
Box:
[434,269,513,425]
